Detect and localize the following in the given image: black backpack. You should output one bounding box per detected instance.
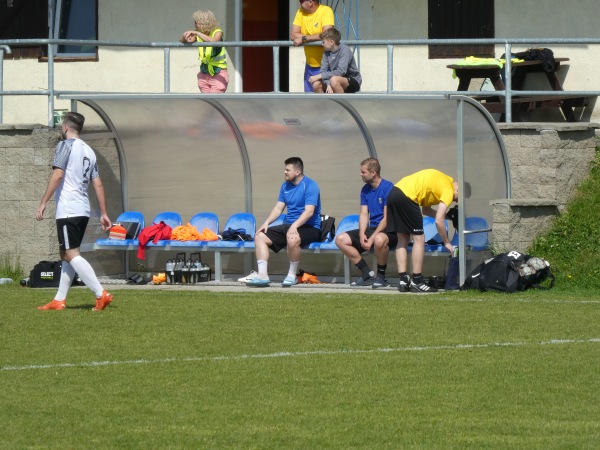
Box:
[461,251,555,292]
[320,214,336,242]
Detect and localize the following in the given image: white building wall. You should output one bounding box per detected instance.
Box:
[2,0,599,124]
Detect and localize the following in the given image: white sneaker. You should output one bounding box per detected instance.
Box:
[238,270,258,283]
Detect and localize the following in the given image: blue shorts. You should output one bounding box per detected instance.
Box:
[303,64,320,93]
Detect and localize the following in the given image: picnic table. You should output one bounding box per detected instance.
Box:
[447,57,589,122]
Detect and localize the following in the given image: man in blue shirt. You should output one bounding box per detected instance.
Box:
[246,157,322,287]
[336,158,397,288]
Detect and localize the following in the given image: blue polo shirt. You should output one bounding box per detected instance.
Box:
[360,178,394,228]
[278,176,321,229]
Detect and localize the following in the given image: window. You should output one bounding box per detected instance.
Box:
[53,0,98,57]
[428,0,494,59]
[0,0,47,59]
[0,0,97,60]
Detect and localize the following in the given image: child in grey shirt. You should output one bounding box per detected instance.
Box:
[308,27,362,93]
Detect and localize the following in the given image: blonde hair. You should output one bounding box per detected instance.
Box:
[193,10,220,35]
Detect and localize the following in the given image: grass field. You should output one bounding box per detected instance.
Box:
[2,285,599,449]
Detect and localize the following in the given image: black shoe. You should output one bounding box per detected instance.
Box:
[351,276,375,286]
[372,274,388,289]
[409,281,438,293]
[398,275,411,293]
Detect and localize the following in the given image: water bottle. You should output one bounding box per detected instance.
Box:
[181,259,191,284]
[191,259,200,284]
[0,278,13,284]
[165,259,174,284]
[174,257,184,284]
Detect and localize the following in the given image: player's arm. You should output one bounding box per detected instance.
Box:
[36,168,64,221]
[92,176,112,231]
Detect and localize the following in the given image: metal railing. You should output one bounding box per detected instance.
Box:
[1,37,600,125]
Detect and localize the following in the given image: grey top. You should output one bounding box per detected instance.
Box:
[320,43,362,86]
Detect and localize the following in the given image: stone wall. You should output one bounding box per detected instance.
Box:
[0,125,122,275]
[491,123,599,253]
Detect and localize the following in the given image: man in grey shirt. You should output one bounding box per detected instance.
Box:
[308,27,362,93]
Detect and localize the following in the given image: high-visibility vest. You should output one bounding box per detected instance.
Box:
[197,28,227,76]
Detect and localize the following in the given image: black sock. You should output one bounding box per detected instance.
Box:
[413,273,423,284]
[377,264,387,277]
[355,259,373,279]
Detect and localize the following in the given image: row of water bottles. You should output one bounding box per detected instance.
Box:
[165,252,211,284]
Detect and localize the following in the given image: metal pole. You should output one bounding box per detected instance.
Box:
[0,46,9,124]
[504,42,512,123]
[164,48,170,93]
[456,99,467,286]
[387,44,393,93]
[234,0,243,93]
[48,43,55,127]
[273,46,280,93]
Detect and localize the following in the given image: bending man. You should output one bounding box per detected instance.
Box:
[387,168,470,293]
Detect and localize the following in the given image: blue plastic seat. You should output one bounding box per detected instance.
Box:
[423,216,448,252]
[309,214,359,250]
[152,211,182,229]
[95,211,145,248]
[206,212,256,249]
[164,212,219,248]
[190,212,219,235]
[147,211,182,247]
[450,216,489,251]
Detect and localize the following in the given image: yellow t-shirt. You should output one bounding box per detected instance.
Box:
[396,169,455,207]
[293,4,335,67]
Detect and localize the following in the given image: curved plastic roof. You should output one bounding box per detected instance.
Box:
[72,94,510,229]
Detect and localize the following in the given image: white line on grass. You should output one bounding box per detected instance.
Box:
[2,338,599,372]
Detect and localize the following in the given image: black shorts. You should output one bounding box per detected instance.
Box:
[386,187,424,235]
[345,77,361,93]
[263,224,322,253]
[56,216,89,251]
[346,227,398,253]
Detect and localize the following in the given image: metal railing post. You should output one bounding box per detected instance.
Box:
[387,44,393,94]
[273,46,280,93]
[164,47,170,93]
[504,42,513,123]
[48,42,55,127]
[0,45,11,124]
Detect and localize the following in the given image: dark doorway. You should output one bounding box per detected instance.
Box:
[242,0,289,92]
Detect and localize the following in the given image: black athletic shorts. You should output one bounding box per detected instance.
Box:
[345,227,398,253]
[386,186,424,235]
[56,216,89,251]
[345,77,361,93]
[263,224,322,253]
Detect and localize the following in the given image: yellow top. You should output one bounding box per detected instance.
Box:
[396,169,455,207]
[293,4,335,67]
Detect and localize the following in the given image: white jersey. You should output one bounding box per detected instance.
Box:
[52,138,100,219]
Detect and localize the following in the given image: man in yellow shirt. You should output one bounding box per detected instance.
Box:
[291,0,335,92]
[386,169,471,293]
